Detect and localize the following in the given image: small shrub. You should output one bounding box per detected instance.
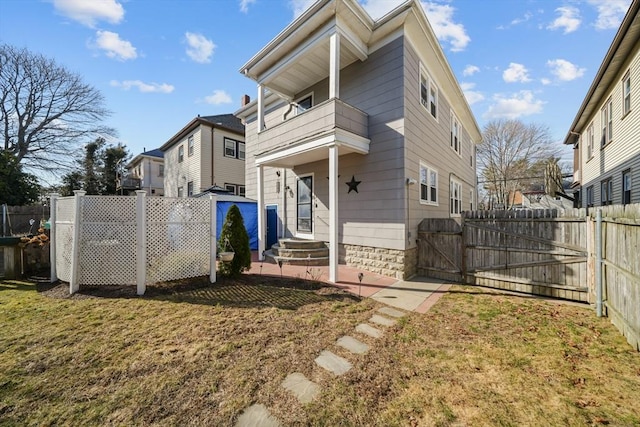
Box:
[218,204,251,277]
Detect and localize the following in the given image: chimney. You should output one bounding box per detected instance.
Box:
[241,94,251,107]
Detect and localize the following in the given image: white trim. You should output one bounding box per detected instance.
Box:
[329,144,338,283]
[450,176,462,217]
[295,173,315,238]
[419,161,438,206]
[450,109,462,157]
[294,91,314,115]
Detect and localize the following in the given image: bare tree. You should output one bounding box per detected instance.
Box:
[478,119,561,209]
[0,44,115,176]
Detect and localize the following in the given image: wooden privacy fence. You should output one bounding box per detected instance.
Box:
[417,205,639,351]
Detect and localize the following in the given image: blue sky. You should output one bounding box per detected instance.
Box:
[0,0,633,171]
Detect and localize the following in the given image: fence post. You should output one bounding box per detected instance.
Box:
[136,190,147,295]
[595,208,603,317]
[49,193,59,283]
[209,194,217,284]
[460,213,467,283]
[69,190,86,294]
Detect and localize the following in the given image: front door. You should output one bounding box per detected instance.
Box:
[266,205,278,250]
[297,175,313,234]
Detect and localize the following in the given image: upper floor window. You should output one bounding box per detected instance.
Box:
[224,138,244,160]
[225,183,237,194]
[178,145,184,162]
[469,189,474,211]
[601,178,612,206]
[622,169,631,205]
[420,65,437,119]
[188,135,194,157]
[420,162,438,205]
[586,185,594,208]
[623,72,631,116]
[586,123,594,159]
[450,178,462,217]
[295,94,313,115]
[239,185,246,197]
[177,186,184,198]
[187,181,194,197]
[450,111,461,155]
[601,98,613,147]
[158,164,164,177]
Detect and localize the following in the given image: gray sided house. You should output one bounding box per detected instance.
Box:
[235,0,481,281]
[161,114,246,198]
[564,0,640,208]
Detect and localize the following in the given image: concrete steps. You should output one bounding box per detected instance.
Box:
[265,238,329,266]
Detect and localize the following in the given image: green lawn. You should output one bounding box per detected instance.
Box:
[1,277,638,426]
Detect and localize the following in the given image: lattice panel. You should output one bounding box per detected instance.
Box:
[78,222,137,285]
[146,197,211,282]
[82,196,136,222]
[55,224,74,282]
[56,197,76,220]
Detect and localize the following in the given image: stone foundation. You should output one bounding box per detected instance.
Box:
[340,244,417,280]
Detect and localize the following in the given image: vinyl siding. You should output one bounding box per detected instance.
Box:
[579,38,640,206]
[163,128,202,197]
[213,128,245,191]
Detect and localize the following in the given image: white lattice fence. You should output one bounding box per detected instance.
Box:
[50,191,217,294]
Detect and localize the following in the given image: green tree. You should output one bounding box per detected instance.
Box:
[0,151,40,205]
[218,205,251,277]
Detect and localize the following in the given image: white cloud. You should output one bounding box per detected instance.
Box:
[422,2,470,52]
[204,90,232,105]
[503,63,531,83]
[547,6,581,34]
[53,0,124,27]
[94,31,137,61]
[185,32,215,63]
[463,65,480,76]
[588,0,631,30]
[239,0,256,13]
[541,78,552,85]
[110,80,174,93]
[547,59,586,81]
[289,0,317,18]
[483,91,544,120]
[460,82,484,105]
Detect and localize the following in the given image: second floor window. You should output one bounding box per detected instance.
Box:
[587,123,594,159]
[159,164,164,177]
[188,135,194,156]
[295,94,312,115]
[623,72,631,116]
[178,145,184,162]
[586,185,594,208]
[420,66,438,119]
[601,178,612,206]
[224,138,244,159]
[450,111,461,155]
[601,98,612,147]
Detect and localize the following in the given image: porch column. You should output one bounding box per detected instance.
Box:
[329,144,339,283]
[329,32,340,99]
[257,84,265,132]
[257,165,266,260]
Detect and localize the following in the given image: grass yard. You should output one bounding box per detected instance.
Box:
[1,276,639,426]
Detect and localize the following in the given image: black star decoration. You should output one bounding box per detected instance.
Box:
[346,175,361,193]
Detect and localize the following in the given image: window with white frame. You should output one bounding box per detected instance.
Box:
[178,145,184,162]
[623,71,631,116]
[420,66,437,119]
[450,111,461,155]
[225,183,237,194]
[601,178,613,205]
[177,186,184,198]
[295,93,313,115]
[622,169,631,205]
[450,178,462,216]
[187,181,194,196]
[238,142,245,160]
[159,164,164,177]
[587,123,594,159]
[469,189,474,211]
[224,138,244,159]
[188,135,194,156]
[419,162,438,205]
[586,185,594,208]
[601,98,613,147]
[239,185,246,197]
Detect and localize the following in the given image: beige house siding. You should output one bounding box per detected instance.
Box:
[213,128,246,192]
[580,40,640,205]
[130,156,164,196]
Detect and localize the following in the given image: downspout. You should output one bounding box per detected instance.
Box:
[211,126,215,187]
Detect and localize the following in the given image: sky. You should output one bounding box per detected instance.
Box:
[0,0,633,176]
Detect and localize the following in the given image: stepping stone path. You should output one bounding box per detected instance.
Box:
[314,350,353,375]
[337,335,369,354]
[282,373,320,404]
[236,306,408,424]
[235,404,281,427]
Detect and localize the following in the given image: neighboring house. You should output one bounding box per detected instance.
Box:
[235,0,481,281]
[160,114,245,197]
[125,148,165,196]
[564,0,639,208]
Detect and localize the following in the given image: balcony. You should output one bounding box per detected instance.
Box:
[572,169,581,187]
[255,98,370,168]
[116,176,141,191]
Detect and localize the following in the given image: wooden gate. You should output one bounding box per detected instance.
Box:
[416,219,463,283]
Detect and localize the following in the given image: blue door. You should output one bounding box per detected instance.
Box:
[266,205,278,250]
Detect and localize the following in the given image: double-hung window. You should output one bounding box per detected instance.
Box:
[420,65,437,119]
[450,178,462,216]
[601,178,613,206]
[177,186,184,198]
[586,185,594,208]
[188,135,194,156]
[178,145,184,163]
[187,181,194,197]
[601,98,613,147]
[224,138,245,160]
[623,72,631,116]
[622,170,631,205]
[158,164,164,177]
[420,162,438,205]
[450,111,461,155]
[586,123,594,159]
